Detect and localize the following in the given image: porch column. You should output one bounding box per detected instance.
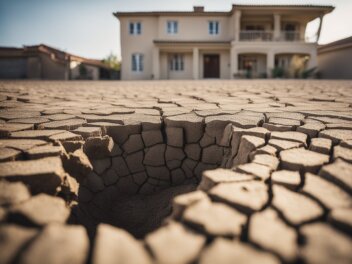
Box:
[234,10,242,41]
[152,46,160,80]
[273,14,281,41]
[230,47,238,79]
[308,49,317,69]
[193,47,199,80]
[316,15,324,43]
[267,51,275,77]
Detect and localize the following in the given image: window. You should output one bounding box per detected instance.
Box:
[208,21,219,35]
[132,54,143,72]
[167,21,178,34]
[129,22,141,35]
[170,54,184,71]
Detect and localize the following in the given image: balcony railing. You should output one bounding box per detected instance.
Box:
[239,30,303,42]
[240,31,273,41]
[281,31,302,41]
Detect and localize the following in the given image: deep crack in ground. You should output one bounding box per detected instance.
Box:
[0,80,351,264]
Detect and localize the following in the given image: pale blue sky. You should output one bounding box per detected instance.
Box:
[0,0,351,60]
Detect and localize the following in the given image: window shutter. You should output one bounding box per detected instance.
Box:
[132,54,136,71]
[137,23,141,34]
[139,54,143,71]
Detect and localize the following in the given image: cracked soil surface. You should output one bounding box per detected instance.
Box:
[0,80,351,264]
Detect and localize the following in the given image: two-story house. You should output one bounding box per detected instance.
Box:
[114,4,334,80]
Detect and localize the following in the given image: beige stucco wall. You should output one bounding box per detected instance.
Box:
[120,16,158,80]
[157,16,232,41]
[119,14,238,80]
[160,52,193,80]
[318,46,352,79]
[117,8,327,80]
[160,52,168,80]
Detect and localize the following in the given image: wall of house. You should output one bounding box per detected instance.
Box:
[70,61,80,80]
[160,52,193,80]
[160,52,168,80]
[120,16,158,80]
[87,65,99,80]
[0,55,67,80]
[157,15,232,41]
[26,57,42,79]
[318,46,352,79]
[84,64,99,80]
[70,61,100,80]
[39,54,68,80]
[0,58,27,79]
[118,8,329,80]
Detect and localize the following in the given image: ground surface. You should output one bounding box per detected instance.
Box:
[0,80,351,264]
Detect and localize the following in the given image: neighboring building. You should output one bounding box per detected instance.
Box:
[114,4,334,80]
[0,44,119,80]
[318,36,352,79]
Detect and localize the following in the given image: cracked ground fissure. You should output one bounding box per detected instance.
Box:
[0,80,351,264]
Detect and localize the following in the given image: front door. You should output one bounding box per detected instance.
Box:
[203,54,220,78]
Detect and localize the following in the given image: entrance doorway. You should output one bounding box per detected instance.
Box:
[203,54,220,78]
[238,54,267,78]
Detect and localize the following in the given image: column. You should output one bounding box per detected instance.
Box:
[273,14,281,41]
[234,10,242,42]
[152,47,160,80]
[316,15,324,43]
[230,47,238,79]
[267,51,275,77]
[308,49,317,69]
[193,47,199,80]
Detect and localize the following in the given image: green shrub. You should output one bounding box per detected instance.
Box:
[272,67,284,78]
[301,67,317,79]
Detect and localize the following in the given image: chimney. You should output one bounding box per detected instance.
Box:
[193,6,204,12]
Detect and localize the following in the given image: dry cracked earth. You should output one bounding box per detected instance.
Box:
[0,80,351,264]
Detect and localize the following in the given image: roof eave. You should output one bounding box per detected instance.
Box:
[113,5,335,18]
[232,4,335,14]
[113,11,231,18]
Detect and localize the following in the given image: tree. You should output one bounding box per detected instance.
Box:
[103,52,121,70]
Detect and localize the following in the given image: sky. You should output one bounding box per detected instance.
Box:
[0,0,351,60]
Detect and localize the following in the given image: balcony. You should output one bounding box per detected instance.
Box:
[280,31,302,41]
[240,31,273,41]
[239,31,303,42]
